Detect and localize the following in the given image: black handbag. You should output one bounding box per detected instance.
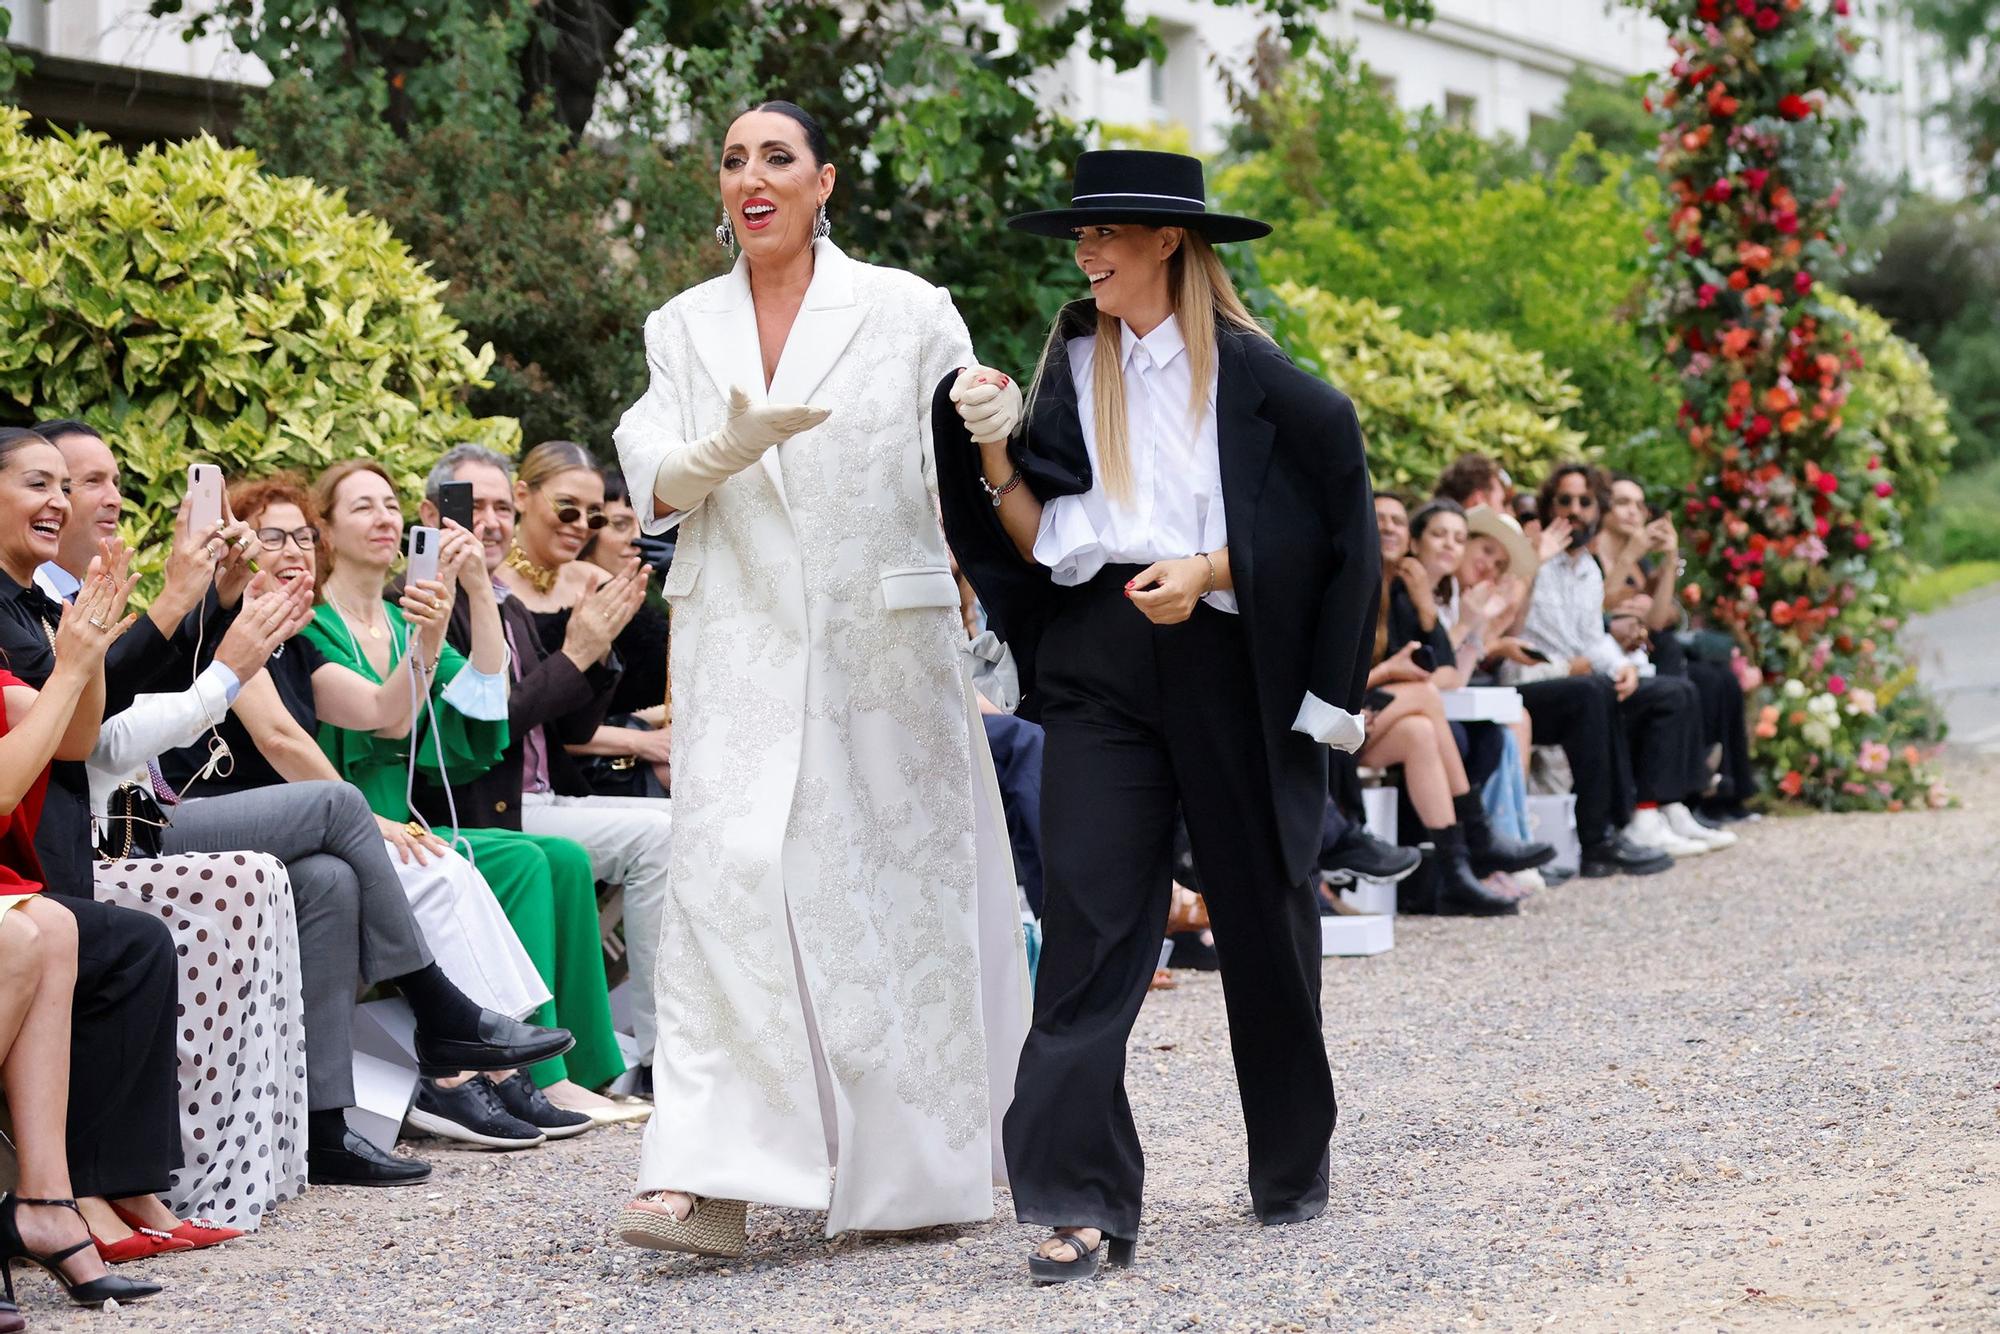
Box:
[99,782,167,861]
[579,714,668,799]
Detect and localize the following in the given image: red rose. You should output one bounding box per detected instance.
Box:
[1697,283,1720,308]
[1778,94,1813,120]
[1833,0,1850,13]
[1867,455,1880,469]
[1815,516,1830,536]
[1755,8,1781,30]
[1685,236,1705,257]
[1874,480,1893,498]
[1774,211,1800,234]
[1828,674,1847,695]
[1743,167,1770,190]
[1705,178,1733,201]
[1794,271,1813,294]
[1735,0,1756,14]
[1853,530,1873,550]
[1816,472,1839,494]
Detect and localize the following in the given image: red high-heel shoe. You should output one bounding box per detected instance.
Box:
[109,1204,242,1250]
[92,1226,194,1264]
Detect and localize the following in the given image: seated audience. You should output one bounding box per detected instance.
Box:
[1359,495,1547,916]
[581,468,672,794]
[15,430,574,1194]
[1521,464,1733,859]
[414,442,668,1109]
[1460,505,1673,878]
[302,460,628,1119]
[162,473,573,1152]
[1597,473,1756,823]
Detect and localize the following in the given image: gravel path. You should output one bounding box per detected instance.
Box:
[21,758,1999,1333]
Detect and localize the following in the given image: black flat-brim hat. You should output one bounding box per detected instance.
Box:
[1007,149,1271,242]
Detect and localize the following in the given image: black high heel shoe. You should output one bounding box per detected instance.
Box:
[1,1195,163,1306]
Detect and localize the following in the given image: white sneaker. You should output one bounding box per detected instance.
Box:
[1512,867,1546,894]
[1624,807,1711,857]
[1664,802,1737,850]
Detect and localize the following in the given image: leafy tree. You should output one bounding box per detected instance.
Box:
[1219,50,1671,468]
[0,110,516,588]
[151,0,1435,450]
[1527,68,1660,179]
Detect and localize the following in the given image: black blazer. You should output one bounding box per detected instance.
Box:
[936,302,1381,884]
[411,591,618,832]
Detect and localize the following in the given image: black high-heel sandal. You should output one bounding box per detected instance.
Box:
[0,1194,163,1306]
[1027,1228,1136,1285]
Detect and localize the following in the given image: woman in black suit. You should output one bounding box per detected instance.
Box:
[938,151,1381,1283]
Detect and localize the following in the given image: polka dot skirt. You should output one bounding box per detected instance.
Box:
[96,851,308,1230]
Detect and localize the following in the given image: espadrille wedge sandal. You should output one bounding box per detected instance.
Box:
[617,1193,747,1258]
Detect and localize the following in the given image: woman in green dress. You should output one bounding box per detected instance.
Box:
[301,460,627,1109]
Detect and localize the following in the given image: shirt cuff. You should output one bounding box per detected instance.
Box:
[440,660,511,721]
[206,661,242,705]
[1292,691,1366,753]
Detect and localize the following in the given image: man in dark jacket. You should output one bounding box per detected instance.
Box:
[412,445,675,1074]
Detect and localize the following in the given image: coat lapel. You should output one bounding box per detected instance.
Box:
[1216,329,1276,594]
[681,255,762,407]
[765,239,867,408]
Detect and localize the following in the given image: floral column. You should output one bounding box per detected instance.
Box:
[1643,0,1946,810]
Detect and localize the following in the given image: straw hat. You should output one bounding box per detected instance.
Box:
[1465,504,1538,582]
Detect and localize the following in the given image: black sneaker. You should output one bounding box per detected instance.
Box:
[407,1076,546,1150]
[491,1072,595,1140]
[1320,827,1423,883]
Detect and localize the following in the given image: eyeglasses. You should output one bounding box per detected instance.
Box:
[253,526,319,551]
[1552,492,1597,511]
[544,495,607,530]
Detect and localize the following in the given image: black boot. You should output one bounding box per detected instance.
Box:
[1430,823,1520,916]
[1455,792,1554,878]
[1396,845,1441,915]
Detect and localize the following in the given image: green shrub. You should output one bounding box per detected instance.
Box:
[0,109,517,584]
[1272,282,1588,495]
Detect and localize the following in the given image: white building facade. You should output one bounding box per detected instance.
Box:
[1,0,1970,194]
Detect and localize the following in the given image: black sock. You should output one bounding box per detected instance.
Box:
[394,962,485,1037]
[309,1108,350,1151]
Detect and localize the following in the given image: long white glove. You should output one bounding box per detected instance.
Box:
[655,386,831,513]
[949,365,1023,445]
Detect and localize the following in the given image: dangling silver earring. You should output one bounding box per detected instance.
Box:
[812,203,831,242]
[715,214,737,253]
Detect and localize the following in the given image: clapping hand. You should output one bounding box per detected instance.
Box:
[214,571,316,683]
[54,538,138,665]
[564,558,650,666]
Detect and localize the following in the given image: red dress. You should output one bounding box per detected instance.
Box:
[0,667,51,895]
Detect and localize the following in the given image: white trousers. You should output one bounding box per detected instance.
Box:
[392,840,551,1020]
[520,792,672,1059]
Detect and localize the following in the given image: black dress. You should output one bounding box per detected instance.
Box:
[0,569,183,1200]
[160,637,327,796]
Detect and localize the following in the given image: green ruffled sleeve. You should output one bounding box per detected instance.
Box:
[299,602,510,820]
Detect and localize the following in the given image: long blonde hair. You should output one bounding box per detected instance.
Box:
[1029,230,1273,502]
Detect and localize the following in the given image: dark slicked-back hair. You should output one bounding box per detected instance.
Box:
[744,100,832,166]
[30,418,100,445]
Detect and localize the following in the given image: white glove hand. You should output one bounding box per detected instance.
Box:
[949,365,1023,446]
[655,385,831,513]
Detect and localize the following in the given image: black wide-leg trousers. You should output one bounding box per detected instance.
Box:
[1003,568,1335,1243]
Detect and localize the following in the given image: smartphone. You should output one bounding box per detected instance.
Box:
[437,480,474,533]
[406,525,442,586]
[1521,645,1551,664]
[188,464,224,534]
[1410,643,1438,674]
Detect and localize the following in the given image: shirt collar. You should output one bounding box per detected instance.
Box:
[34,562,81,603]
[1119,313,1187,373]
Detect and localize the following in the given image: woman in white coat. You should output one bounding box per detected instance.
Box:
[611,101,1029,1256]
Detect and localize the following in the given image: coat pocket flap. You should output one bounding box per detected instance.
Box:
[662,558,701,598]
[879,566,958,611]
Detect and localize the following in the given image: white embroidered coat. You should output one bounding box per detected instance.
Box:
[613,240,1030,1235]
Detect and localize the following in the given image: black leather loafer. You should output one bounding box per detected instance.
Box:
[412,1011,574,1077]
[307,1128,433,1187]
[1580,834,1674,878]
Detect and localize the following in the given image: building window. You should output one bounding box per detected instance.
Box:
[1445,92,1477,129]
[1147,58,1166,109]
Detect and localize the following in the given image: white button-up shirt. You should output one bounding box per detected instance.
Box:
[1034,314,1236,613]
[1522,548,1628,676]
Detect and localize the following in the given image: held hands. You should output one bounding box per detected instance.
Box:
[214,571,316,683]
[949,366,1023,445]
[1125,557,1209,625]
[54,539,139,666]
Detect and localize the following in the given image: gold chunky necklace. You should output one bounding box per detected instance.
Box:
[505,544,560,594]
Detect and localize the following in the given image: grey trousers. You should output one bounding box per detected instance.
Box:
[163,781,434,1110]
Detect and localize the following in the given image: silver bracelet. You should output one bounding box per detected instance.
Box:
[982,467,1023,507]
[1194,551,1216,597]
